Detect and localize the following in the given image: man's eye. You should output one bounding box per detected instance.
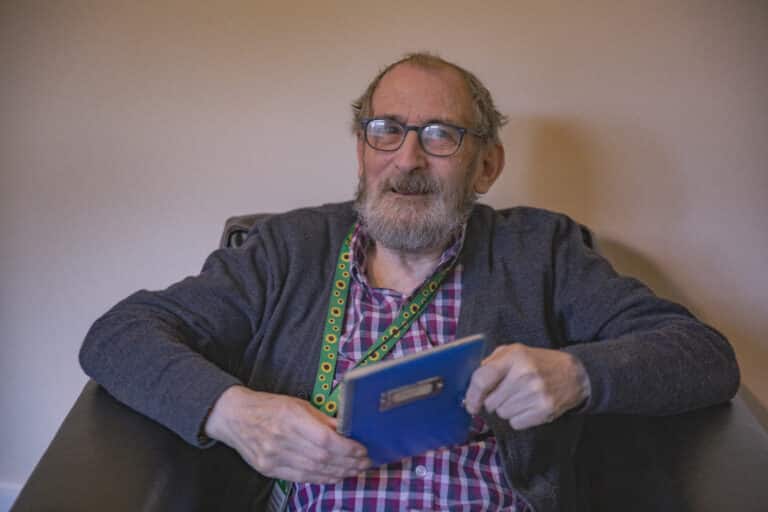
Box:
[425,125,459,142]
[370,121,402,136]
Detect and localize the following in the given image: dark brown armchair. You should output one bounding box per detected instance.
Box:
[13,215,768,511]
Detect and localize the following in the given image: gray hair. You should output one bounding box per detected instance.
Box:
[351,52,507,145]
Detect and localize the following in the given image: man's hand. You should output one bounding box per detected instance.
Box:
[205,385,371,483]
[464,344,591,430]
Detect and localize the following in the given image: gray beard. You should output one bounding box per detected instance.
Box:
[353,166,478,252]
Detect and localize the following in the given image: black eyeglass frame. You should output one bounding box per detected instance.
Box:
[360,118,485,157]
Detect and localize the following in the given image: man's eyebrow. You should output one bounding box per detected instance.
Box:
[424,117,461,126]
[374,114,406,123]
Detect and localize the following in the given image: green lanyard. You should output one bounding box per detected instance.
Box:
[310,226,455,417]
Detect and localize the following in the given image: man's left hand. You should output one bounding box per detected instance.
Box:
[464,344,591,429]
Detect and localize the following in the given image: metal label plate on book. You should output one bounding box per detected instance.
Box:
[379,376,444,412]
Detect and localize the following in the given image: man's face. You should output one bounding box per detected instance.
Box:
[354,63,491,252]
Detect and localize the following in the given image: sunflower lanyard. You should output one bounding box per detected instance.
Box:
[310,226,455,417]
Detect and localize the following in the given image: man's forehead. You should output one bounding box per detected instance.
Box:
[370,63,475,125]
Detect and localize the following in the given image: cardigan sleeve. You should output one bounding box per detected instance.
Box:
[79,229,271,447]
[552,217,740,415]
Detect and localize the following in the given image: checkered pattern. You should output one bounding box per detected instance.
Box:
[291,224,524,511]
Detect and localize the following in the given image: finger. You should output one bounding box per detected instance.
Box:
[275,416,363,463]
[325,432,369,457]
[282,439,371,475]
[506,407,555,430]
[304,425,369,459]
[293,407,369,458]
[484,383,525,416]
[494,393,538,421]
[276,427,369,476]
[481,353,536,413]
[470,345,526,410]
[465,363,506,414]
[245,441,365,483]
[493,388,559,429]
[250,405,369,473]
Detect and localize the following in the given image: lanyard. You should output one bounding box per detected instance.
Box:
[310,225,456,417]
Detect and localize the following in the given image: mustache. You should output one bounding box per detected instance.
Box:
[383,172,442,195]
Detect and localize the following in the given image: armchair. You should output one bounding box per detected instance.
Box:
[13,215,768,511]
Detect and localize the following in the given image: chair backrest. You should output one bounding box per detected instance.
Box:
[219,214,271,249]
[579,225,594,250]
[221,213,596,251]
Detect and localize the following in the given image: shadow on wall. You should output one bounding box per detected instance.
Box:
[500,117,768,419]
[494,116,693,308]
[511,117,604,229]
[596,237,692,310]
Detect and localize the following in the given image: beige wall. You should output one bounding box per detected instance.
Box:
[2,0,766,492]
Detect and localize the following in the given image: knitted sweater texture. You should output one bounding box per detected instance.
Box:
[80,202,739,511]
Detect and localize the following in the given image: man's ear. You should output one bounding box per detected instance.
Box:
[473,143,505,194]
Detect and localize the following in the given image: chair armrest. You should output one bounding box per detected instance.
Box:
[15,382,768,511]
[579,393,768,511]
[13,381,269,512]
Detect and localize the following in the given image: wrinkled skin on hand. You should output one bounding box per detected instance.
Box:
[205,385,371,483]
[464,344,591,430]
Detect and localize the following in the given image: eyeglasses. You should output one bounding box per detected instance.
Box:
[360,118,484,157]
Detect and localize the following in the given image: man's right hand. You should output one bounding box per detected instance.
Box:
[204,385,371,483]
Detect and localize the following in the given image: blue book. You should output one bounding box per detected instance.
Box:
[336,334,486,466]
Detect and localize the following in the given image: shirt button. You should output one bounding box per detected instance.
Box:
[414,465,428,478]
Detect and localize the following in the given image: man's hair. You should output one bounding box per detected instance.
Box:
[351,52,507,145]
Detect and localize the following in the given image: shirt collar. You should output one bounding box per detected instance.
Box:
[348,222,466,291]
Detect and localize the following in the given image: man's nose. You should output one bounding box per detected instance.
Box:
[395,130,428,171]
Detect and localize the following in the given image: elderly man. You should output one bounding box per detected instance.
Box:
[80,53,739,511]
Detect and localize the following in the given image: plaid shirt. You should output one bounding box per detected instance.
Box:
[291,224,524,511]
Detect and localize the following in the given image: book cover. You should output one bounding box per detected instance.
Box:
[336,334,486,466]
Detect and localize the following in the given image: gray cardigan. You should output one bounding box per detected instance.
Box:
[80,202,739,511]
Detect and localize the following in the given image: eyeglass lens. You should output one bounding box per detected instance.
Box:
[366,119,463,156]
